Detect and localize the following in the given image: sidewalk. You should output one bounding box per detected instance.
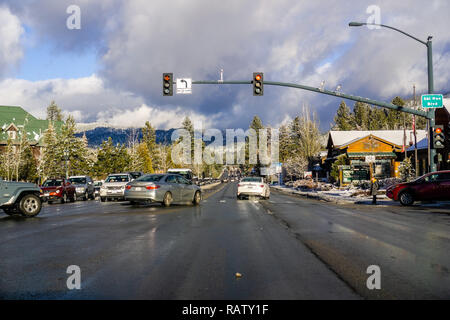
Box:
[271,185,450,208]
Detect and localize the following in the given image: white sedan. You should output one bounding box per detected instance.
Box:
[237,176,270,200]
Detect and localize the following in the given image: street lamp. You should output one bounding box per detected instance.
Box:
[349,21,436,172]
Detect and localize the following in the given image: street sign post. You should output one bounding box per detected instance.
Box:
[421,94,443,108]
[176,78,192,94]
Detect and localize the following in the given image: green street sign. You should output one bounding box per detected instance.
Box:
[421,94,443,108]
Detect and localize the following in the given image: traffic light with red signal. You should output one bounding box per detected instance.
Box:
[253,72,263,96]
[432,125,445,149]
[163,73,173,96]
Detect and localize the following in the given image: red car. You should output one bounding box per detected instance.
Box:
[40,178,76,204]
[386,170,450,206]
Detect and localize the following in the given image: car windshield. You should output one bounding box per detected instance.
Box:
[43,179,63,187]
[241,177,262,182]
[69,177,86,184]
[168,170,192,180]
[136,174,165,182]
[105,175,129,183]
[128,172,141,179]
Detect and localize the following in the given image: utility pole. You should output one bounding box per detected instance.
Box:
[413,85,419,176]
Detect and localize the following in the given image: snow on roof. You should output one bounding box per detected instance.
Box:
[329,130,428,147]
[444,98,450,113]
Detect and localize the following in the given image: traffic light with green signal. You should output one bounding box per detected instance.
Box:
[253,72,263,96]
[432,125,445,149]
[163,73,173,96]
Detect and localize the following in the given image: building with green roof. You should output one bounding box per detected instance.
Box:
[0,105,63,158]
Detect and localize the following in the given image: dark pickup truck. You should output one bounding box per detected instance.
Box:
[0,178,42,217]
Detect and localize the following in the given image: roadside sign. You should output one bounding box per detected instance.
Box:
[421,94,443,108]
[365,155,376,163]
[176,78,192,94]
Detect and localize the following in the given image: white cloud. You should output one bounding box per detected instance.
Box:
[0,74,221,129]
[95,104,221,129]
[0,6,24,76]
[0,75,144,122]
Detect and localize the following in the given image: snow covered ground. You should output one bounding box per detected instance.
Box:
[271,185,450,208]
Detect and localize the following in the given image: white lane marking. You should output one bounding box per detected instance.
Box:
[219,200,226,203]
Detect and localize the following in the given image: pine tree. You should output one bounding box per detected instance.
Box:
[333,101,354,131]
[352,102,370,130]
[278,124,291,163]
[137,143,154,173]
[57,115,89,177]
[46,101,63,122]
[17,119,38,182]
[41,122,64,179]
[330,154,349,183]
[248,115,264,175]
[93,138,130,178]
[142,121,161,170]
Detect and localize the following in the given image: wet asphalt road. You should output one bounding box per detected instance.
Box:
[0,182,449,299]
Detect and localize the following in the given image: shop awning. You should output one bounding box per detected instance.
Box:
[347,152,397,158]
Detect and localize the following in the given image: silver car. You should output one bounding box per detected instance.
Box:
[100,173,133,202]
[124,174,202,207]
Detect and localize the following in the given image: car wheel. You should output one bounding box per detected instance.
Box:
[100,197,106,202]
[48,200,53,204]
[162,192,172,207]
[399,191,414,206]
[19,194,41,217]
[193,191,201,205]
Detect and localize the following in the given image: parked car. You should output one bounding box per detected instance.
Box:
[93,180,103,198]
[386,170,450,206]
[100,173,133,202]
[40,178,76,204]
[0,178,42,217]
[68,175,95,201]
[124,173,201,207]
[237,176,270,200]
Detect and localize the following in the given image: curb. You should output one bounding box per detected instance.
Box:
[271,186,368,205]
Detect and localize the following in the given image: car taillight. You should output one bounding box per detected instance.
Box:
[260,185,264,187]
[238,184,241,187]
[146,185,160,190]
[126,185,131,189]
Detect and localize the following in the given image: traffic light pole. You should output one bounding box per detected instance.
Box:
[190,80,429,118]
[427,38,437,172]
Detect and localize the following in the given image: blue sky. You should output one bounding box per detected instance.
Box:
[17,35,97,80]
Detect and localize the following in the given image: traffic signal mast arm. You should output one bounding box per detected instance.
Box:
[188,79,429,118]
